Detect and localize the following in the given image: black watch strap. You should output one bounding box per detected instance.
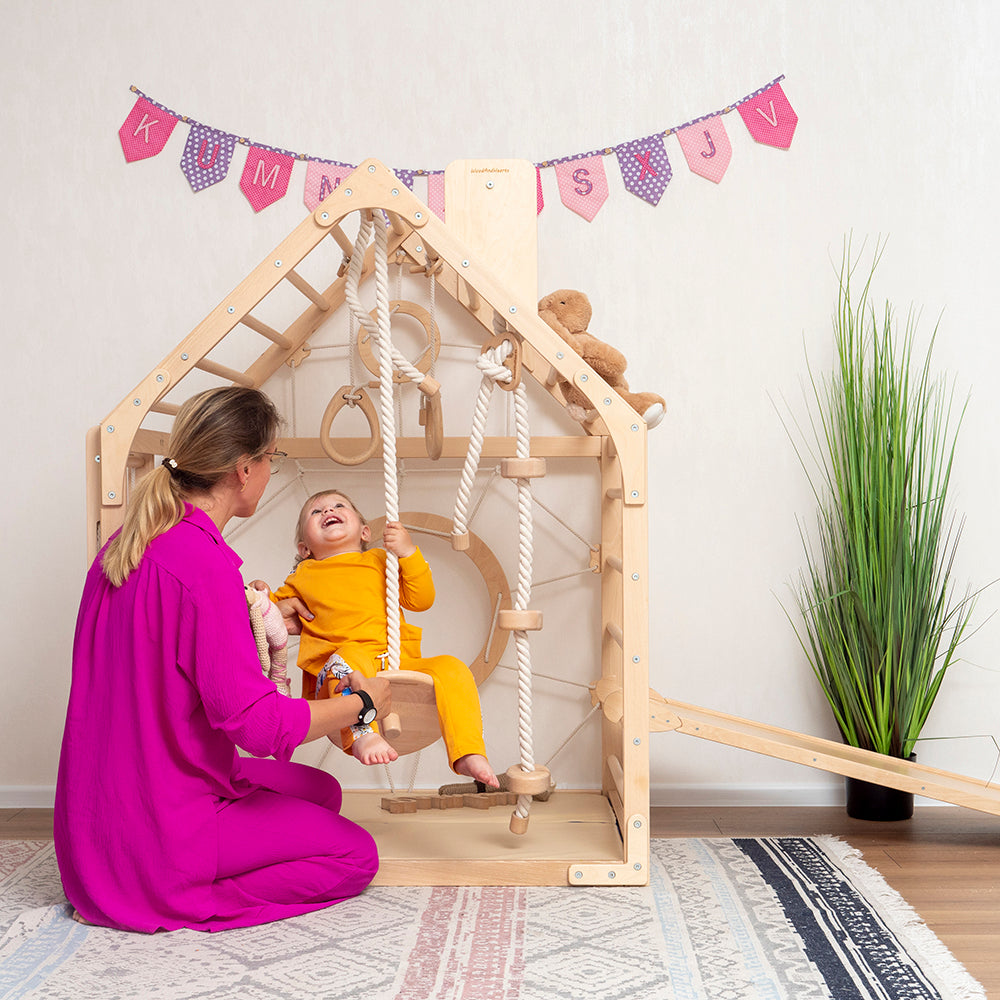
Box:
[355,689,377,725]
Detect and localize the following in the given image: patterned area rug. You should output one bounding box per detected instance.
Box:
[0,837,984,1000]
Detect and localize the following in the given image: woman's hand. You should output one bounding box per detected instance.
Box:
[334,671,392,719]
[249,580,313,635]
[273,597,314,635]
[382,521,417,558]
[303,672,392,743]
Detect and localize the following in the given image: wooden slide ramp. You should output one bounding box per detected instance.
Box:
[644,691,1000,815]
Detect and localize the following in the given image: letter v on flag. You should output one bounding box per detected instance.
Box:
[240,147,295,212]
[119,96,178,162]
[738,82,798,149]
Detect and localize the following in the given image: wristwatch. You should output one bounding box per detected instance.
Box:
[355,690,378,726]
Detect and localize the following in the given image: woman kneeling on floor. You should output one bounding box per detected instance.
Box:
[55,387,389,932]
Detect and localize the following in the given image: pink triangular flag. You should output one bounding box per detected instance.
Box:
[240,147,294,212]
[738,82,798,149]
[304,161,354,211]
[427,172,445,220]
[676,117,732,184]
[554,155,609,221]
[119,96,178,163]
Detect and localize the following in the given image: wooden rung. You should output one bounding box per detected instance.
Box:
[604,555,623,573]
[150,401,180,416]
[545,366,561,388]
[328,224,355,257]
[240,314,292,349]
[605,487,623,500]
[500,457,546,479]
[606,622,624,648]
[386,210,407,236]
[286,268,330,310]
[497,609,543,631]
[464,279,481,311]
[195,358,255,387]
[607,754,625,804]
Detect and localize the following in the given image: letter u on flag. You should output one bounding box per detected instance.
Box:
[240,147,295,212]
[119,96,178,162]
[738,82,798,149]
[180,125,236,192]
[615,134,671,206]
[554,155,609,221]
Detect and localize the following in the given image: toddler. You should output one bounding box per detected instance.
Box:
[269,491,498,787]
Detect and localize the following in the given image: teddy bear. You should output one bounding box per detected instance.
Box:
[537,289,665,428]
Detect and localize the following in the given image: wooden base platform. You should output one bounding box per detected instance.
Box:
[340,789,625,886]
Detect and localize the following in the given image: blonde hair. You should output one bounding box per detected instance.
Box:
[293,490,369,566]
[101,387,281,586]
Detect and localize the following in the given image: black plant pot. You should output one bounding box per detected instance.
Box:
[845,755,916,821]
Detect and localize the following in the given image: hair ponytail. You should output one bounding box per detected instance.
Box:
[101,387,281,586]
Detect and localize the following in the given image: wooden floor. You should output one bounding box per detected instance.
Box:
[4,805,998,995]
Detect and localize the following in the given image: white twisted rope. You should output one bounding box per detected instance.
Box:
[372,220,402,673]
[343,216,401,673]
[451,315,540,826]
[510,377,537,824]
[451,340,513,539]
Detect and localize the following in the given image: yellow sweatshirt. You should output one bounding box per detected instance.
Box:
[271,547,434,679]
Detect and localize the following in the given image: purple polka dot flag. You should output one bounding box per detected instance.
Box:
[554,155,609,221]
[180,125,236,192]
[676,116,732,184]
[615,134,672,206]
[240,147,295,213]
[303,161,354,212]
[119,96,177,163]
[394,169,416,191]
[738,81,798,149]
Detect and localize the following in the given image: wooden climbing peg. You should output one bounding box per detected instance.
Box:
[497,609,543,631]
[500,457,546,479]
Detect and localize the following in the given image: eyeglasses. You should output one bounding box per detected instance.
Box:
[265,450,288,475]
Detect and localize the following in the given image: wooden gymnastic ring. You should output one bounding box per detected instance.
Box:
[420,389,444,460]
[358,300,441,384]
[484,331,522,391]
[366,512,511,686]
[319,386,382,466]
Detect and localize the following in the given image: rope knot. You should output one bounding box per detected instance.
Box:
[477,340,514,384]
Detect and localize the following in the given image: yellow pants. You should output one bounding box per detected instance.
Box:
[310,643,486,770]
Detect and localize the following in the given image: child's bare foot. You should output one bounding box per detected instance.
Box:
[454,754,499,788]
[352,731,399,765]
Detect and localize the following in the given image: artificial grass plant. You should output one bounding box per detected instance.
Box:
[791,241,974,759]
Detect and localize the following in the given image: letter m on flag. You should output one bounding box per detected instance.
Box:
[240,147,294,212]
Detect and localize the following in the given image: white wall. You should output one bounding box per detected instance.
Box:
[3,0,999,807]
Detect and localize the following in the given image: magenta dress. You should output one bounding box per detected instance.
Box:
[54,505,378,932]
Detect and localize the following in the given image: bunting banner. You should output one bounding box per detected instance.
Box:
[118,75,795,222]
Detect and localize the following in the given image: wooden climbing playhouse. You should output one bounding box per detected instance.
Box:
[87,158,1000,888]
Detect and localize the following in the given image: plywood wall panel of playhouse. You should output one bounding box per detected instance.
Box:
[444,160,539,307]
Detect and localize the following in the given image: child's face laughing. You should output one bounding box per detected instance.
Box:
[298,493,370,560]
